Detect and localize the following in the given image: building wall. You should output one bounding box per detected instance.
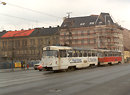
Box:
[124,51,130,63]
[60,25,123,51]
[0,34,59,62]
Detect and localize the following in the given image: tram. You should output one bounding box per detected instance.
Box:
[98,49,122,65]
[41,46,122,71]
[42,46,98,71]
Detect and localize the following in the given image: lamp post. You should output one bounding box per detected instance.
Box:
[0,1,6,5]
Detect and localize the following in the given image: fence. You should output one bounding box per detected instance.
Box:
[0,61,39,69]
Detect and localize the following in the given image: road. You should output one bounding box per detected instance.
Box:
[0,63,130,95]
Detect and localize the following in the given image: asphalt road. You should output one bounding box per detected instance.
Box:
[0,63,130,95]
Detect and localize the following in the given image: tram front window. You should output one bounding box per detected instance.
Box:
[43,50,57,57]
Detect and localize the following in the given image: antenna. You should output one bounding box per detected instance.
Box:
[66,12,72,18]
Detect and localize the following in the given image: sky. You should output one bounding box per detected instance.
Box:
[0,0,130,31]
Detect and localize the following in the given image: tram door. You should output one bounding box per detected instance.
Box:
[59,50,69,69]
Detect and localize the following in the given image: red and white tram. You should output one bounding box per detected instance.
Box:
[41,46,122,71]
[98,50,122,65]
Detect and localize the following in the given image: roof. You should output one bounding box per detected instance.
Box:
[29,27,59,37]
[61,12,114,28]
[0,30,7,37]
[1,29,34,38]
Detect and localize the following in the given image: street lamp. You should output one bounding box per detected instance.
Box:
[0,1,6,5]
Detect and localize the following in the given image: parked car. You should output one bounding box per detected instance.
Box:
[33,61,44,70]
[34,63,41,70]
[37,65,43,71]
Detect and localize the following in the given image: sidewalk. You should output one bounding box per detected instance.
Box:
[0,67,34,73]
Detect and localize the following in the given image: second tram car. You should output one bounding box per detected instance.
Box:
[98,50,122,65]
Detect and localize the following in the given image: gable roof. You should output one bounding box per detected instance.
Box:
[29,27,59,37]
[1,29,34,38]
[61,12,114,28]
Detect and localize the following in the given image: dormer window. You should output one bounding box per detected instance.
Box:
[99,22,102,24]
[64,24,67,27]
[89,22,94,25]
[80,23,85,26]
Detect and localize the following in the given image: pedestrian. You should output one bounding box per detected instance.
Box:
[23,61,26,70]
[27,63,29,70]
[21,61,23,69]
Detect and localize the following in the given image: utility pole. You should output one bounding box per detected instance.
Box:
[11,37,14,71]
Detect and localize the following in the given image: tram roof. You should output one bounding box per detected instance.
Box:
[43,46,121,52]
[43,46,97,51]
[43,46,73,51]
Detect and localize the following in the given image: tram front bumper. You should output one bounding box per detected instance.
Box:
[43,67,53,71]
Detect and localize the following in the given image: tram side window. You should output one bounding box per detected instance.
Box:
[74,52,78,57]
[105,53,108,57]
[92,52,96,56]
[79,51,82,57]
[88,52,91,57]
[68,51,72,57]
[60,50,67,57]
[83,52,87,57]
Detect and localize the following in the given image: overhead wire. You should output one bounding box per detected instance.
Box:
[0,1,62,30]
[6,1,62,19]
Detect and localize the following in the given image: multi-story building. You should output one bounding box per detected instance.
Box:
[60,13,123,51]
[0,26,60,63]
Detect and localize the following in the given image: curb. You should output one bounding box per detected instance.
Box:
[0,67,34,73]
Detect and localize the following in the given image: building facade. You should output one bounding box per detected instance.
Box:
[0,27,60,63]
[60,13,123,51]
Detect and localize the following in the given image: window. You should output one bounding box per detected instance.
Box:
[81,32,84,36]
[60,50,67,57]
[87,30,90,35]
[30,39,35,46]
[22,39,27,47]
[79,51,82,57]
[15,40,20,48]
[2,41,7,48]
[80,23,85,26]
[81,40,84,44]
[43,50,57,57]
[68,51,72,57]
[94,39,96,44]
[73,51,78,57]
[64,24,67,27]
[87,39,90,44]
[88,51,91,57]
[99,22,102,24]
[89,22,94,25]
[38,38,43,46]
[83,51,87,57]
[92,52,96,56]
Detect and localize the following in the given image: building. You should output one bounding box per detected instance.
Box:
[123,29,130,63]
[60,13,123,51]
[0,26,60,63]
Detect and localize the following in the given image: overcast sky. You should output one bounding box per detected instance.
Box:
[0,0,130,31]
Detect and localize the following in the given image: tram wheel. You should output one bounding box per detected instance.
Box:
[98,62,101,67]
[68,66,76,72]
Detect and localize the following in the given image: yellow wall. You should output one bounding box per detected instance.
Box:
[124,51,130,63]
